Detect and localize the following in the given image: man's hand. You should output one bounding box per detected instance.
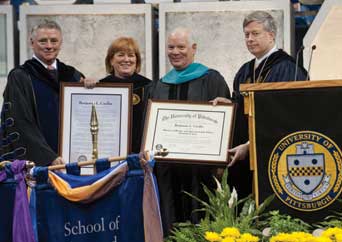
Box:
[209,97,232,106]
[81,77,97,89]
[227,141,249,167]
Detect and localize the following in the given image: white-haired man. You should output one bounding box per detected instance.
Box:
[150,27,230,235]
[1,19,95,166]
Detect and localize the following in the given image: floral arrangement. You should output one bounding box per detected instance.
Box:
[204,227,342,242]
[165,169,342,242]
[205,227,259,242]
[165,170,273,242]
[269,227,342,242]
[203,227,342,242]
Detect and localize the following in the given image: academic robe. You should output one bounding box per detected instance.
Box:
[230,49,308,199]
[1,58,82,166]
[149,69,231,235]
[99,73,152,153]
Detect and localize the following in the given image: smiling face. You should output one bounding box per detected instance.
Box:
[167,31,196,70]
[244,21,275,59]
[111,50,137,79]
[31,27,62,65]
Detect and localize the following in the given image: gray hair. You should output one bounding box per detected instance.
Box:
[30,19,62,40]
[243,11,277,36]
[169,27,196,46]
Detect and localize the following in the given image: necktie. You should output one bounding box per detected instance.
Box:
[47,65,58,81]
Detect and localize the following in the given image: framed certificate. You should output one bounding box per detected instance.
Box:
[59,83,132,171]
[141,100,235,165]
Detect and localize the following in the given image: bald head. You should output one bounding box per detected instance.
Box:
[167,27,197,70]
[169,28,195,45]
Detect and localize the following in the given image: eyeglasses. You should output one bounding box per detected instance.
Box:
[244,31,265,40]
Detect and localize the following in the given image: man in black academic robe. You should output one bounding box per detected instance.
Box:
[149,27,230,235]
[1,20,93,166]
[227,11,308,199]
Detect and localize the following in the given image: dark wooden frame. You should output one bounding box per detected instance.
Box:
[59,82,133,164]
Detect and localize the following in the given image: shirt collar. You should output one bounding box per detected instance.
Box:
[33,55,57,70]
[255,45,278,68]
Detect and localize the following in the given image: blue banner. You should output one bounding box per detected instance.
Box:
[0,160,35,242]
[33,173,144,242]
[30,154,162,242]
[0,175,15,242]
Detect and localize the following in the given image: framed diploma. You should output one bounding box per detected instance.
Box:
[59,83,132,173]
[141,100,235,165]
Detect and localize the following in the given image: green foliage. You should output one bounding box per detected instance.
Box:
[264,210,311,236]
[165,223,204,242]
[315,200,342,229]
[318,219,342,229]
[163,172,342,242]
[165,169,274,241]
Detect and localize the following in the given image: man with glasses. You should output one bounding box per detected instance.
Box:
[213,11,307,199]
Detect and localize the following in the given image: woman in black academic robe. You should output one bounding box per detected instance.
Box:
[99,37,152,153]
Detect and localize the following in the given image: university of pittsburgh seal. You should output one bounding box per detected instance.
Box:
[268,131,342,211]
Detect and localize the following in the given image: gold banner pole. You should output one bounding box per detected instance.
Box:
[90,103,99,160]
[47,149,169,171]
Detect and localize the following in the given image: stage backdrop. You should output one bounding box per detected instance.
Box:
[19,4,153,80]
[0,5,14,106]
[158,0,293,91]
[242,80,342,222]
[303,0,342,81]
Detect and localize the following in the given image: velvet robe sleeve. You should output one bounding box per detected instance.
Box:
[232,58,308,147]
[2,68,58,166]
[206,70,231,100]
[266,60,308,82]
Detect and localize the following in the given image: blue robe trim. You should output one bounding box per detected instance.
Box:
[161,63,209,84]
[31,77,60,153]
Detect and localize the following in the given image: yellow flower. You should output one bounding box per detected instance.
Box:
[335,233,342,242]
[270,232,296,242]
[205,231,222,242]
[308,237,332,242]
[220,227,240,238]
[322,228,342,240]
[291,231,313,241]
[270,233,285,242]
[222,238,235,242]
[236,233,259,242]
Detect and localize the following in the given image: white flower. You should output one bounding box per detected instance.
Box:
[228,187,238,208]
[228,199,234,208]
[232,187,238,200]
[262,227,271,237]
[248,203,254,215]
[213,176,223,193]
